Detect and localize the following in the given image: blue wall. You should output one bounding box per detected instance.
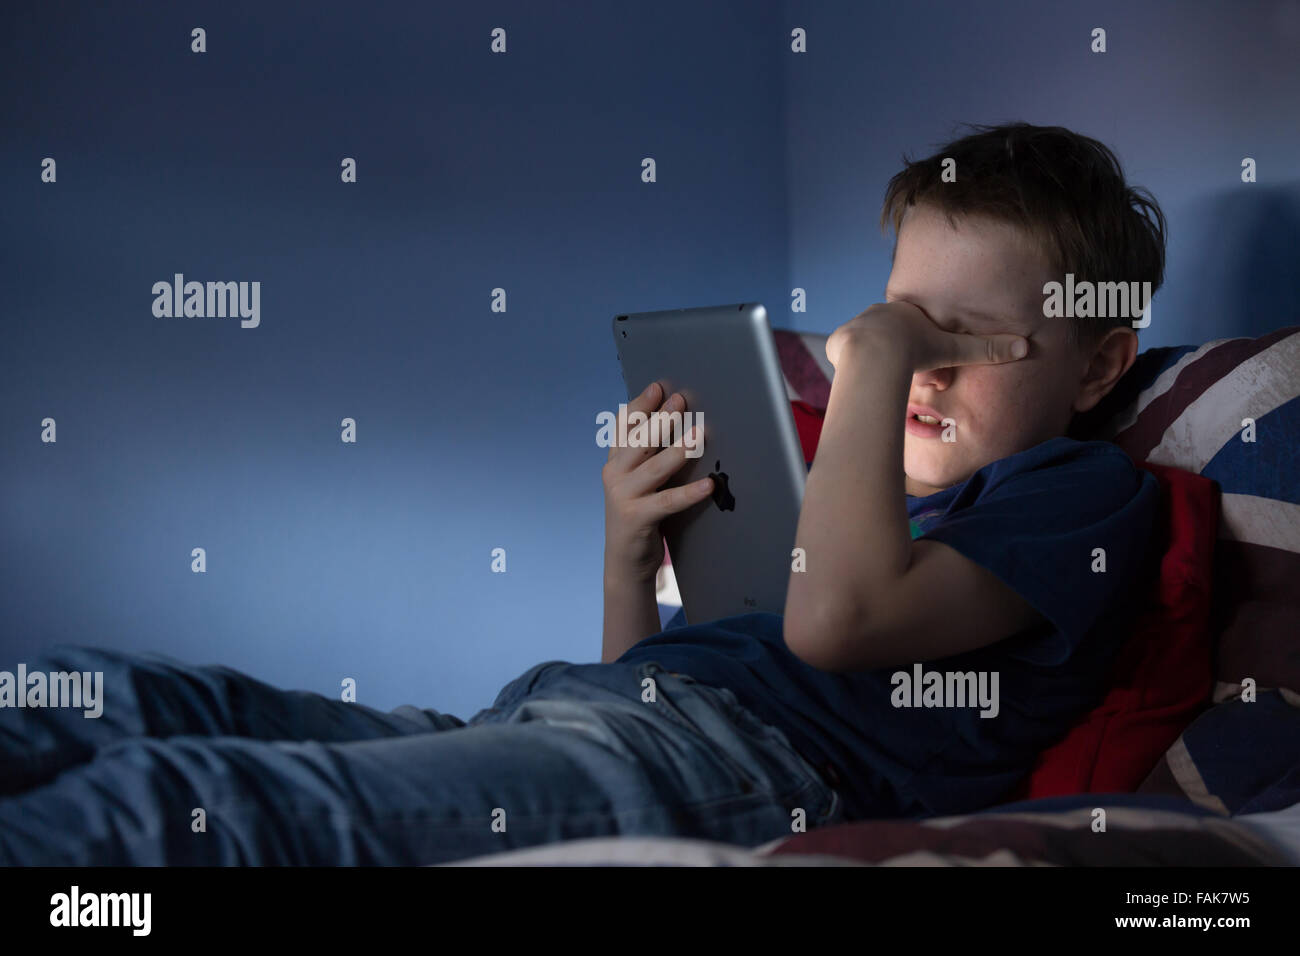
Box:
[784,0,1300,347]
[2,0,1297,717]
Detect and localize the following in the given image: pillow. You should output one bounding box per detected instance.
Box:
[790,398,826,466]
[1138,690,1300,815]
[1075,325,1300,811]
[1069,325,1300,699]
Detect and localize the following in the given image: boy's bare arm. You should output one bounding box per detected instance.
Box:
[601,572,662,664]
[783,325,913,659]
[784,302,1043,672]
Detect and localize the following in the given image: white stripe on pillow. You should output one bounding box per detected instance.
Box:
[1218,493,1300,551]
[1145,332,1300,472]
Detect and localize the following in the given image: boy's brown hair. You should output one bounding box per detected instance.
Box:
[880,122,1168,349]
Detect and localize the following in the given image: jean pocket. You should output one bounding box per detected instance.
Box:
[687,683,843,822]
[635,663,764,793]
[700,685,801,762]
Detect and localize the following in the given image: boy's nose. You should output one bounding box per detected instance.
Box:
[913,365,956,387]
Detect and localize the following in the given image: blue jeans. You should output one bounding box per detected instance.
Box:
[0,645,844,864]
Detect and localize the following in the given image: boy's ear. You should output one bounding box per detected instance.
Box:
[1072,327,1139,414]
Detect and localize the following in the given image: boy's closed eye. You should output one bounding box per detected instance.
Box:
[884,293,1009,338]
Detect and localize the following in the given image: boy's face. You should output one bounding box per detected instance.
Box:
[885,203,1095,497]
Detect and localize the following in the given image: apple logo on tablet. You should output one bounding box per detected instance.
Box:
[708,460,735,511]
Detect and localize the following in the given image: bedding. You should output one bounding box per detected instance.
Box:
[1235,801,1300,864]
[443,794,1292,866]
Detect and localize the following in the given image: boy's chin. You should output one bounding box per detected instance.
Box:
[904,469,951,496]
[904,456,979,495]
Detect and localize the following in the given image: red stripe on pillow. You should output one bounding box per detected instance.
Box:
[791,399,826,465]
[773,330,831,409]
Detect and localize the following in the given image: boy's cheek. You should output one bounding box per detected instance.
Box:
[962,367,1022,406]
[962,370,1040,429]
[978,360,1047,398]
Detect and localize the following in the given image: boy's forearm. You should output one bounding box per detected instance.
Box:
[601,572,662,663]
[786,337,914,652]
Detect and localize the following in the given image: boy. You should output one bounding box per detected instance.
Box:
[607,122,1164,822]
[0,123,1163,864]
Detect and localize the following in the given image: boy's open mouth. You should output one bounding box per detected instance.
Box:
[906,404,947,438]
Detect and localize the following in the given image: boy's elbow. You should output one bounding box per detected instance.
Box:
[784,600,862,672]
[786,596,907,672]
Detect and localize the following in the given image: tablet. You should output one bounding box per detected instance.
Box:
[612,303,807,625]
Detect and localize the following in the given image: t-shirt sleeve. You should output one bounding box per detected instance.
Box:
[918,443,1161,667]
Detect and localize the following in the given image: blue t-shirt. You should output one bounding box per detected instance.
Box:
[616,436,1162,820]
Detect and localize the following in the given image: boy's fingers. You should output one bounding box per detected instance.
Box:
[608,385,688,468]
[623,424,704,498]
[645,475,714,520]
[607,381,662,463]
[625,380,662,421]
[627,392,684,449]
[957,333,1029,366]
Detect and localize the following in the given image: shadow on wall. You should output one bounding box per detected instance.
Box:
[1180,184,1300,344]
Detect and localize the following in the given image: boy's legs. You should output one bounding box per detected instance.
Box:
[0,659,843,864]
[0,644,466,797]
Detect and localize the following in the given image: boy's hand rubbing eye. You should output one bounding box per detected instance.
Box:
[826,300,1029,372]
